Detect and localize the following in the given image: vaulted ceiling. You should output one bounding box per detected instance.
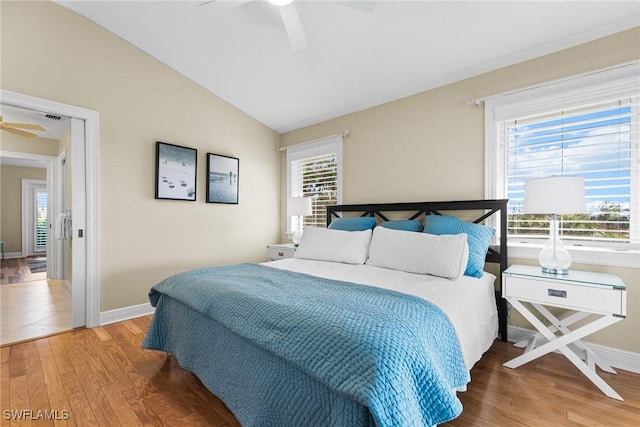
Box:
[42,1,640,133]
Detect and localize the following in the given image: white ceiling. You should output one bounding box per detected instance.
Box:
[54,1,640,133]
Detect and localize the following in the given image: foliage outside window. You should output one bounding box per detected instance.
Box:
[287,136,343,233]
[291,154,339,229]
[505,99,636,246]
[485,61,639,267]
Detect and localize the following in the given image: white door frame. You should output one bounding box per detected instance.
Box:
[21,179,47,256]
[1,89,101,328]
[56,149,69,280]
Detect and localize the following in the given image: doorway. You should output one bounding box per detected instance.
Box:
[22,179,48,256]
[0,89,100,343]
[0,148,70,343]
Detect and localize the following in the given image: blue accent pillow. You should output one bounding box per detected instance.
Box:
[328,217,376,231]
[378,220,424,232]
[424,215,495,278]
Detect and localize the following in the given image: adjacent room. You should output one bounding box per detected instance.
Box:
[1,1,638,426]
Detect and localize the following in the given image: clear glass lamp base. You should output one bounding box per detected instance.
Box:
[291,230,301,247]
[538,222,572,275]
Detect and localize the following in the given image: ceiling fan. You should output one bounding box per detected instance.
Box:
[202,0,308,50]
[201,0,376,51]
[0,115,45,138]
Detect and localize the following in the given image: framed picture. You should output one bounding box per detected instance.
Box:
[207,153,239,204]
[155,141,197,201]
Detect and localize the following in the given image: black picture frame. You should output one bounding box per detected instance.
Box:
[206,153,239,204]
[155,141,197,201]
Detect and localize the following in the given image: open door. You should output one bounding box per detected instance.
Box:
[71,117,86,328]
[2,88,100,329]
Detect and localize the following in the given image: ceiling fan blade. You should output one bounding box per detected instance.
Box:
[1,126,38,138]
[200,0,252,12]
[279,3,307,51]
[342,1,377,13]
[4,122,45,131]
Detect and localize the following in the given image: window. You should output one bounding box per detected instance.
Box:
[286,135,343,232]
[35,187,48,252]
[485,61,639,268]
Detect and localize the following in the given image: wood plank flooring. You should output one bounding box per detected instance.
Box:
[1,257,47,285]
[1,315,638,426]
[0,279,72,345]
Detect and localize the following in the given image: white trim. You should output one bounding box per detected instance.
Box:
[0,150,55,167]
[285,134,343,231]
[48,158,60,279]
[100,303,155,326]
[1,89,101,328]
[476,60,639,105]
[51,149,68,280]
[3,252,23,259]
[70,118,86,328]
[21,179,47,257]
[485,62,640,266]
[277,131,349,152]
[507,325,640,374]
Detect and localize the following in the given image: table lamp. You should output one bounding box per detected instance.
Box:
[523,176,586,275]
[287,196,312,246]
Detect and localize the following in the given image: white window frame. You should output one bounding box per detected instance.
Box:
[485,61,640,269]
[286,135,343,233]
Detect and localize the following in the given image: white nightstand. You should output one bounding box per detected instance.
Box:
[266,243,296,261]
[502,264,627,401]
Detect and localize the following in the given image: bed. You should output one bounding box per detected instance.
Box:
[142,199,509,427]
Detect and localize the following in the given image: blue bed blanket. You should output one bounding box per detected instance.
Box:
[143,263,469,426]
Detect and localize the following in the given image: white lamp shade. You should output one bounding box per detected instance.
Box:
[523,176,586,215]
[287,196,312,216]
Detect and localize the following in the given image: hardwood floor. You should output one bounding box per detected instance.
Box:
[0,279,72,345]
[1,257,47,285]
[1,315,638,426]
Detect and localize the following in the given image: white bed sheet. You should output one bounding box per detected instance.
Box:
[264,258,498,371]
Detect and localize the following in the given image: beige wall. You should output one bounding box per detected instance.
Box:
[280,28,640,353]
[1,1,281,310]
[0,133,59,256]
[0,133,59,156]
[0,165,46,253]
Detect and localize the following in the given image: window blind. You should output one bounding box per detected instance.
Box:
[291,153,338,228]
[35,188,48,251]
[286,134,343,232]
[504,96,638,244]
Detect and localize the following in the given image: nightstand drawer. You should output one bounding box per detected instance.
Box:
[504,276,624,316]
[266,244,296,261]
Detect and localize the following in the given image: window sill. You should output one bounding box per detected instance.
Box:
[508,242,640,269]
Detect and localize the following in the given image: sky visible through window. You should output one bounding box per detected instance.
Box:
[508,105,631,213]
[506,100,633,241]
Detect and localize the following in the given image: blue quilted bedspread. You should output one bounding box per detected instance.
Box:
[143,263,469,426]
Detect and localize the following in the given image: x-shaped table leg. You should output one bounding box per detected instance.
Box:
[504,298,624,401]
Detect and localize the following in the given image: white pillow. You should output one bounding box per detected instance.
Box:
[294,227,372,265]
[366,226,469,279]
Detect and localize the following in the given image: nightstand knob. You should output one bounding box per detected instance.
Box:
[278,251,284,257]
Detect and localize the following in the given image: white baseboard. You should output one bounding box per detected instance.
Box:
[3,252,23,259]
[507,325,640,374]
[99,302,155,326]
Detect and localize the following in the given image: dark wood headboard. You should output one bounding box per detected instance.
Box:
[326,199,509,342]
